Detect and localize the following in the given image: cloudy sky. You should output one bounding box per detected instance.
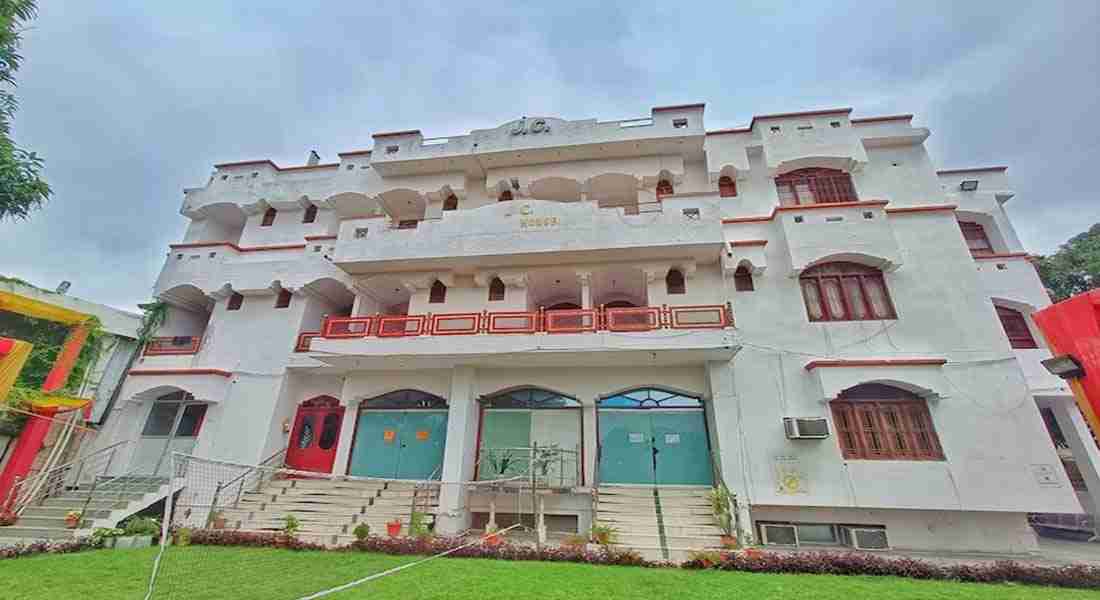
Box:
[2,1,1097,311]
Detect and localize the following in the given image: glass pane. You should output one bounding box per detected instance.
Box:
[142,402,180,436]
[801,280,823,320]
[842,277,867,319]
[821,278,846,319]
[175,404,207,437]
[797,524,837,544]
[764,525,797,545]
[319,413,340,450]
[864,277,892,318]
[298,416,315,449]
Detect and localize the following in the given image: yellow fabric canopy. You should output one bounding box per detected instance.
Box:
[0,338,32,402]
[0,289,90,325]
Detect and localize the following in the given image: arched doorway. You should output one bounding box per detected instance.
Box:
[132,391,208,476]
[286,396,345,473]
[347,390,448,480]
[476,387,582,487]
[597,387,712,486]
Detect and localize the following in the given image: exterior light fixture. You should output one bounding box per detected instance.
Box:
[960,180,979,191]
[1041,354,1085,380]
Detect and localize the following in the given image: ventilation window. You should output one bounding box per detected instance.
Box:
[208,252,216,258]
[672,118,688,129]
[682,208,700,219]
[313,245,322,252]
[275,289,292,309]
[354,227,369,239]
[251,172,259,178]
[958,221,994,257]
[429,281,447,304]
[960,180,979,191]
[443,194,458,211]
[227,292,244,311]
[385,145,399,154]
[346,164,355,171]
[176,254,183,260]
[261,207,277,226]
[793,215,804,223]
[770,126,781,133]
[666,269,686,295]
[718,176,737,198]
[825,216,844,223]
[397,220,418,230]
[830,121,841,128]
[996,306,1038,349]
[488,277,505,302]
[220,174,228,181]
[797,124,813,131]
[863,211,873,219]
[302,204,318,223]
[734,265,754,292]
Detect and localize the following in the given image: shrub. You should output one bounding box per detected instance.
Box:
[589,523,617,545]
[352,523,370,541]
[122,517,160,537]
[0,538,92,560]
[560,534,587,548]
[283,515,301,537]
[90,527,124,547]
[346,535,656,568]
[190,528,324,551]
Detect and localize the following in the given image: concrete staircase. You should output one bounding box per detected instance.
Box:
[220,477,439,546]
[0,476,169,546]
[596,485,724,562]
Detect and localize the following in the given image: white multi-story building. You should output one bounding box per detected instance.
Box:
[95,104,1093,556]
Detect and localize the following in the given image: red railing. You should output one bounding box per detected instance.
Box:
[144,335,202,356]
[303,304,732,346]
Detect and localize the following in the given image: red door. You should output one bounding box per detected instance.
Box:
[286,396,345,473]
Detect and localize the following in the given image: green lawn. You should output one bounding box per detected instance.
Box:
[2,546,1093,600]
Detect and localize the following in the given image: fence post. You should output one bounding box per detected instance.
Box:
[206,481,223,528]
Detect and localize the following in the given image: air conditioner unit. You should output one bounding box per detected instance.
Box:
[838,526,889,551]
[783,417,830,439]
[759,523,798,546]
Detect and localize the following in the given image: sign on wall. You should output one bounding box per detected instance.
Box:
[774,456,808,495]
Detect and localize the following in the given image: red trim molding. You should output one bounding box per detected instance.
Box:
[851,114,913,124]
[337,149,372,157]
[214,159,278,170]
[805,358,947,371]
[372,129,421,139]
[973,252,1030,261]
[706,127,751,136]
[304,235,338,241]
[775,199,887,213]
[722,215,772,224]
[936,166,1008,175]
[653,103,705,112]
[884,204,958,215]
[729,240,768,247]
[128,368,233,378]
[169,241,306,253]
[279,163,339,172]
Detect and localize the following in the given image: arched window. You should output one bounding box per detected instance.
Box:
[547,302,581,310]
[599,387,702,408]
[478,387,582,485]
[481,387,581,409]
[774,168,856,206]
[362,389,447,409]
[302,204,318,223]
[499,190,513,202]
[996,306,1038,349]
[603,300,636,308]
[958,221,993,256]
[488,277,505,302]
[261,207,277,226]
[443,194,459,211]
[718,176,737,198]
[656,179,674,199]
[800,262,895,321]
[734,265,754,292]
[831,384,944,460]
[274,289,292,309]
[666,269,686,295]
[429,280,447,304]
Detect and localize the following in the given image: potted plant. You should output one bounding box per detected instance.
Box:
[210,510,227,529]
[173,527,192,547]
[282,514,301,538]
[708,483,737,548]
[386,518,402,537]
[482,523,502,546]
[92,527,125,548]
[409,511,432,540]
[115,516,160,549]
[0,510,17,527]
[589,523,617,545]
[64,510,82,529]
[352,522,370,542]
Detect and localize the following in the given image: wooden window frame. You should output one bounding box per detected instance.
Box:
[656,179,674,200]
[718,175,737,198]
[227,292,244,311]
[800,262,896,322]
[488,277,505,302]
[261,207,277,226]
[666,269,686,295]
[275,289,292,309]
[302,204,318,224]
[733,265,754,291]
[996,305,1038,349]
[958,221,994,257]
[831,396,944,461]
[429,281,447,304]
[774,168,857,206]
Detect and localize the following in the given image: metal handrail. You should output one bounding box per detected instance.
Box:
[12,440,131,514]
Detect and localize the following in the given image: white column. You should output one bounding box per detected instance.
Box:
[579,272,592,309]
[706,359,754,545]
[1051,396,1100,539]
[436,366,479,535]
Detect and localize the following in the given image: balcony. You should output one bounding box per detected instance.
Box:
[144,336,202,356]
[155,242,354,297]
[308,304,736,369]
[776,200,902,273]
[760,121,868,174]
[334,198,724,273]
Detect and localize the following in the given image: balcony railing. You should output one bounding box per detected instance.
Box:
[294,331,321,353]
[144,335,202,356]
[317,304,732,341]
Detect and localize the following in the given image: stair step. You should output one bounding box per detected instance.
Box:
[21,506,112,520]
[0,526,78,540]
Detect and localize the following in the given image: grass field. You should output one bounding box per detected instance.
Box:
[3,546,1094,600]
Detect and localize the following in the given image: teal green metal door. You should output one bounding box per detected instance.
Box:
[652,411,712,485]
[350,411,448,480]
[479,411,532,480]
[598,411,656,484]
[395,411,448,480]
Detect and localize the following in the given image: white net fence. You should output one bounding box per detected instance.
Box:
[144,453,544,600]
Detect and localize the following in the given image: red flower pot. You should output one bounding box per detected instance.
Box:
[386,521,402,537]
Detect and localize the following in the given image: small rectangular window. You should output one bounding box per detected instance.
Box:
[275,289,292,309]
[385,145,399,154]
[261,208,277,226]
[682,208,700,219]
[830,121,841,128]
[227,292,244,311]
[354,227,369,239]
[397,220,418,230]
[672,118,688,129]
[797,125,813,131]
[770,126,781,133]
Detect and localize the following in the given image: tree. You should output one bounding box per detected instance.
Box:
[0,0,49,221]
[1035,223,1100,302]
